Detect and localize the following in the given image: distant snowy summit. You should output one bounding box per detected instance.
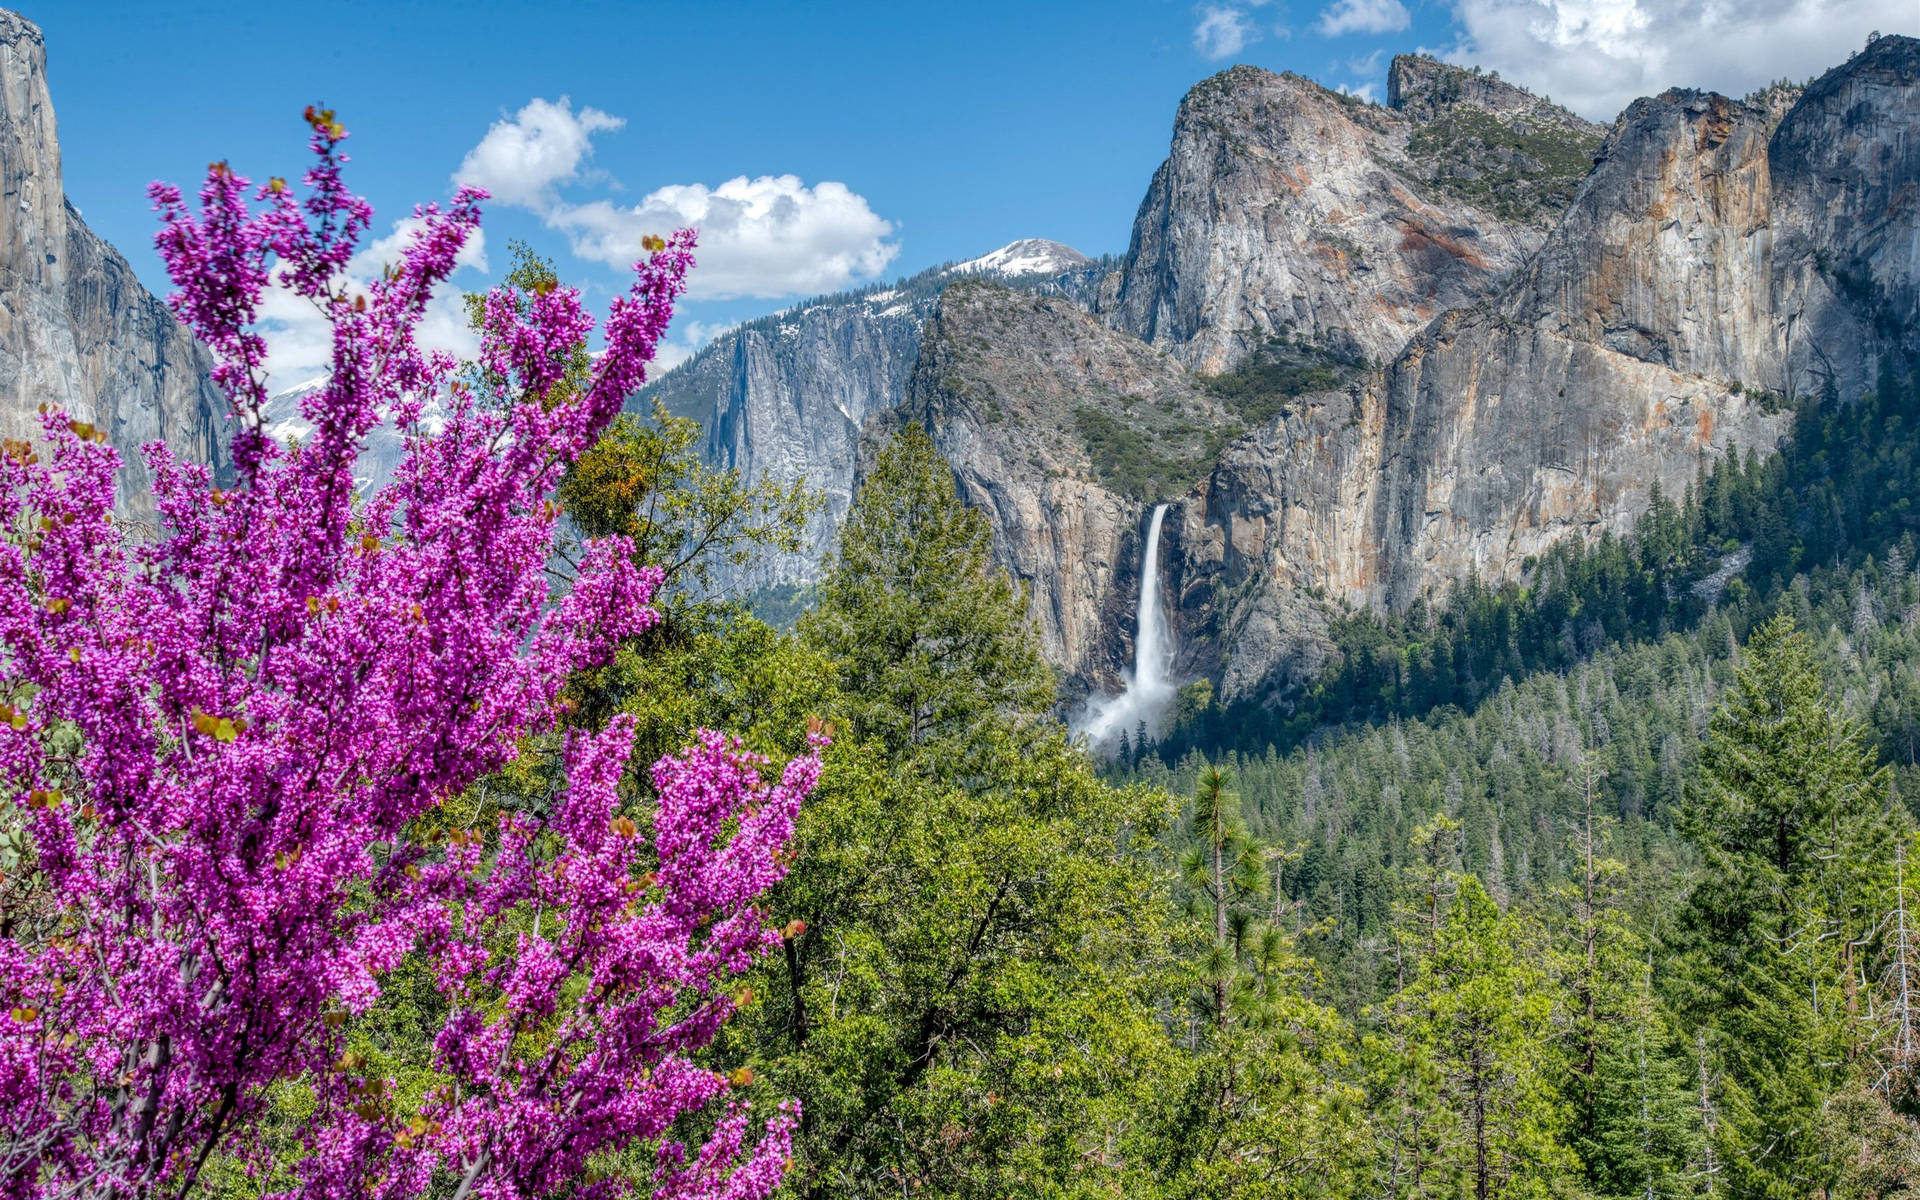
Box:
[951,239,1093,279]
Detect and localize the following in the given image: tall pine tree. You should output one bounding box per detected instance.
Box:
[800,424,1053,755]
[1676,614,1901,1197]
[1155,768,1360,1199]
[745,426,1179,1199]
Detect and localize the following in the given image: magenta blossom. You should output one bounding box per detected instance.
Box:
[0,109,810,1200]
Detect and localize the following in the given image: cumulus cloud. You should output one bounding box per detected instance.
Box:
[455,98,899,300]
[1446,0,1910,121]
[1317,0,1411,35]
[453,97,623,209]
[1194,6,1260,57]
[552,176,898,300]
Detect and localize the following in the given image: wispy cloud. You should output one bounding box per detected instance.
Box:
[1347,48,1387,75]
[1194,1,1285,59]
[650,318,739,376]
[1316,0,1411,36]
[1194,6,1259,58]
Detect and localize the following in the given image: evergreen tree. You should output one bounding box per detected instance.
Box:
[1583,975,1707,1199]
[799,425,1053,756]
[1370,866,1573,1200]
[743,427,1179,1199]
[1676,614,1901,1196]
[1553,744,1701,1196]
[1154,769,1361,1199]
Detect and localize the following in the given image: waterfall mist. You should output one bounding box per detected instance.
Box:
[1076,504,1176,751]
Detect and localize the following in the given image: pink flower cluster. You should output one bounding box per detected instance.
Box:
[0,111,810,1200]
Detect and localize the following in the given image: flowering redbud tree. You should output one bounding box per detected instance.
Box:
[0,110,814,1200]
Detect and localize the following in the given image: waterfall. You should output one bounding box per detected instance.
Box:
[1077,504,1176,749]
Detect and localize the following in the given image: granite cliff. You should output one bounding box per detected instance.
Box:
[906,278,1230,684]
[588,37,1920,719]
[1163,38,1920,702]
[640,244,1100,595]
[1100,61,1603,373]
[909,38,1918,709]
[0,10,227,523]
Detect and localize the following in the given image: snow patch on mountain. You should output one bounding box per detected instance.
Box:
[951,239,1093,279]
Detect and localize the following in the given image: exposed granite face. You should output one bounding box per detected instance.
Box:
[1173,44,1919,701]
[1103,65,1545,373]
[0,9,228,524]
[646,283,931,594]
[905,279,1229,691]
[906,41,1918,710]
[661,39,1916,718]
[1506,90,1784,386]
[639,245,1101,597]
[1768,34,1920,394]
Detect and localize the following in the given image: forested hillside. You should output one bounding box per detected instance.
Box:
[1093,352,1920,1193]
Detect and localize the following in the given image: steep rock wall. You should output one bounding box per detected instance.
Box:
[1103,66,1560,373]
[1176,44,1919,700]
[906,279,1229,690]
[640,245,1099,596]
[0,10,227,523]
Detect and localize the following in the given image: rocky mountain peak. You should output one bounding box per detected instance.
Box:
[635,33,1917,717]
[951,239,1091,278]
[1390,55,1607,229]
[1105,57,1541,372]
[1387,54,1601,134]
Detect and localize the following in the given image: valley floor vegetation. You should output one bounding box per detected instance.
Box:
[7,119,1920,1200]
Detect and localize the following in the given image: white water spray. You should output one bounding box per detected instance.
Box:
[1078,504,1176,749]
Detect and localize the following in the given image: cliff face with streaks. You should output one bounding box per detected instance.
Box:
[1159,39,1917,701]
[903,40,1917,707]
[1100,63,1600,373]
[640,244,1099,596]
[627,38,1920,716]
[0,9,228,524]
[906,278,1230,689]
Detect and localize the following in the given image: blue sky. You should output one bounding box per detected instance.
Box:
[37,0,1912,378]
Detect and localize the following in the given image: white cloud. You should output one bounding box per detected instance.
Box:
[551,176,899,300]
[1194,6,1259,58]
[1339,81,1381,103]
[456,98,900,301]
[259,220,488,391]
[453,97,623,210]
[1317,0,1411,35]
[354,216,490,279]
[1446,0,1910,121]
